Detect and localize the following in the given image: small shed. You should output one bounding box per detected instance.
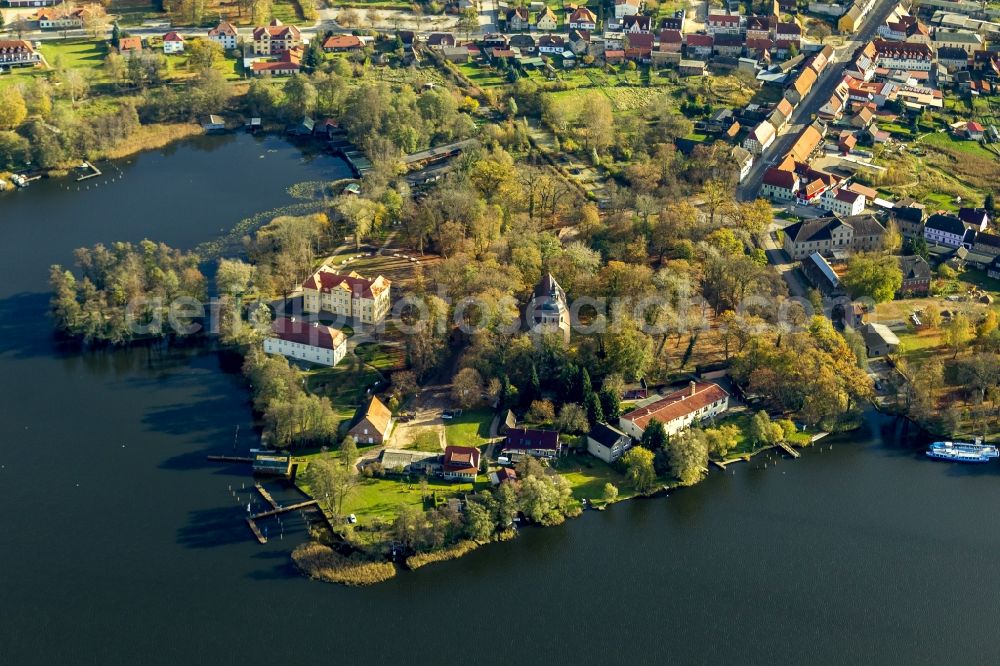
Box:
[251,450,292,476]
[202,115,225,132]
[862,322,900,358]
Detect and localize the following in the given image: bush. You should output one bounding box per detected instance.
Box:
[292,541,396,586]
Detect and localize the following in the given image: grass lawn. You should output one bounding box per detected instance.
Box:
[553,456,633,505]
[712,412,812,461]
[411,431,442,452]
[39,39,110,80]
[444,408,494,447]
[921,131,997,159]
[354,341,403,373]
[305,362,382,423]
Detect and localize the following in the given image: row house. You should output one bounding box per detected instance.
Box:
[706,13,742,36]
[785,66,817,105]
[768,97,794,131]
[924,213,969,248]
[782,214,886,259]
[806,45,834,77]
[625,33,653,61]
[761,167,799,202]
[775,21,801,42]
[879,16,930,44]
[839,0,875,33]
[658,29,682,53]
[846,41,878,80]
[207,21,239,50]
[714,34,743,58]
[513,33,539,54]
[818,78,850,120]
[252,19,302,56]
[659,11,685,32]
[746,15,771,40]
[872,39,933,72]
[743,119,776,154]
[685,33,714,59]
[538,35,565,54]
[794,162,840,205]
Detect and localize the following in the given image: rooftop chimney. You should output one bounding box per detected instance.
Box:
[689,381,697,397]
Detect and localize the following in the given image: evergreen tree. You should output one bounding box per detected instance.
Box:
[111,22,121,49]
[584,390,604,427]
[526,364,541,405]
[303,40,323,73]
[985,192,995,216]
[598,384,621,420]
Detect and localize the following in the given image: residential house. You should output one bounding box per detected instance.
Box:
[323,34,363,52]
[862,322,900,357]
[781,214,887,259]
[0,40,42,68]
[786,122,824,163]
[506,7,530,31]
[528,273,571,342]
[162,31,185,54]
[538,35,565,54]
[821,187,866,217]
[897,255,931,296]
[989,256,1000,280]
[838,129,857,154]
[251,47,301,76]
[745,15,771,40]
[622,14,652,34]
[932,29,983,56]
[768,97,794,131]
[619,381,730,439]
[657,29,682,52]
[33,5,102,30]
[872,39,933,71]
[568,7,596,31]
[890,201,926,238]
[207,21,239,50]
[818,83,849,120]
[625,33,653,61]
[937,46,970,71]
[846,41,878,80]
[536,6,559,30]
[731,145,754,182]
[743,120,776,154]
[850,106,875,128]
[659,11,684,32]
[785,66,818,105]
[349,396,393,445]
[4,0,61,6]
[489,467,518,486]
[502,428,562,459]
[425,33,456,50]
[924,213,968,248]
[511,33,539,54]
[442,446,481,482]
[706,13,742,36]
[838,2,867,33]
[263,317,347,367]
[965,121,984,140]
[301,267,392,324]
[378,449,439,475]
[586,422,632,463]
[971,232,1000,258]
[713,34,743,58]
[958,207,989,230]
[685,33,714,58]
[253,19,301,56]
[775,21,801,42]
[761,167,800,201]
[615,0,642,21]
[802,252,841,295]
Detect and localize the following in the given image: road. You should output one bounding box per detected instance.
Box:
[737,0,901,202]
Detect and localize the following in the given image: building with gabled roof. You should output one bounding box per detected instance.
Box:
[252,18,301,56]
[502,428,562,459]
[208,21,239,50]
[442,446,481,482]
[263,317,347,367]
[897,255,931,296]
[619,381,729,438]
[301,266,391,324]
[782,214,886,259]
[350,396,393,445]
[586,422,632,463]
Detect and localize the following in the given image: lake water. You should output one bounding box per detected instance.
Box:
[2,134,999,665]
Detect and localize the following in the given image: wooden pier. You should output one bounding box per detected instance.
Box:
[775,441,801,458]
[206,455,253,464]
[246,517,268,544]
[711,460,728,470]
[250,499,318,520]
[254,483,278,510]
[76,161,102,181]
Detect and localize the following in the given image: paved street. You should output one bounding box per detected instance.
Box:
[737,0,903,203]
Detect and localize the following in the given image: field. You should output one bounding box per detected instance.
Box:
[553,455,633,505]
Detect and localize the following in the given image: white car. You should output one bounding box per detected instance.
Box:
[347,514,357,524]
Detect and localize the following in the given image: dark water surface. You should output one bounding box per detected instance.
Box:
[2,134,998,665]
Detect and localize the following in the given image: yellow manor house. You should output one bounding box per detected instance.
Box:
[301,267,391,324]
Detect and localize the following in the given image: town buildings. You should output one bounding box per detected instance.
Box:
[349,396,393,445]
[586,422,632,463]
[208,22,239,50]
[252,19,302,56]
[782,215,887,259]
[0,40,41,68]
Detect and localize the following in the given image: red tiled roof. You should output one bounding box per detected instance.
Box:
[163,32,184,42]
[271,317,346,350]
[659,29,682,44]
[621,382,728,431]
[443,445,481,474]
[323,34,362,49]
[302,269,389,300]
[763,167,797,189]
[686,33,714,47]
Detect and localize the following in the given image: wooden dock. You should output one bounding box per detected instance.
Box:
[76,161,102,181]
[775,441,801,458]
[711,460,728,470]
[249,499,318,521]
[254,483,278,510]
[206,455,253,464]
[245,517,267,544]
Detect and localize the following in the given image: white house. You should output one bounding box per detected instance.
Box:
[743,120,776,154]
[760,167,800,202]
[208,21,239,50]
[586,422,632,463]
[821,188,866,217]
[924,213,968,248]
[162,31,185,54]
[619,381,729,439]
[263,317,347,367]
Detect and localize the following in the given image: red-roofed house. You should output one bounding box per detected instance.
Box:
[118,36,143,57]
[966,121,984,140]
[657,29,682,52]
[685,33,714,58]
[442,446,481,482]
[568,7,596,31]
[208,22,239,50]
[323,34,363,52]
[706,13,742,36]
[264,317,347,366]
[163,31,185,54]
[502,428,562,459]
[761,166,800,202]
[619,381,729,439]
[301,267,392,324]
[252,18,301,56]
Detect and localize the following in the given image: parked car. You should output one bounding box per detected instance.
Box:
[347,514,357,524]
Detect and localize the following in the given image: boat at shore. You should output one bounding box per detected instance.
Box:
[927,440,998,463]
